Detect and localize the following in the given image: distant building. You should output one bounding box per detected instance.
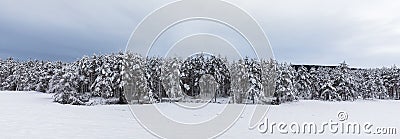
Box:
[291,61,360,71]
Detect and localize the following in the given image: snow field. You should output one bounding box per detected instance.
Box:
[1,91,399,139]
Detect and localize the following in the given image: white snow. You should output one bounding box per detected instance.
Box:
[1,91,399,139]
[184,84,190,90]
[0,91,152,139]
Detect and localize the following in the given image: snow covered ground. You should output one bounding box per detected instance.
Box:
[0,91,399,139]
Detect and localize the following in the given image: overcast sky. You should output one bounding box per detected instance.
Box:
[1,0,400,68]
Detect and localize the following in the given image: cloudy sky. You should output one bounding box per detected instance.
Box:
[1,0,399,68]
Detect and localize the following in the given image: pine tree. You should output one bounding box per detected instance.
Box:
[382,66,400,99]
[145,57,166,102]
[91,55,114,98]
[333,62,355,101]
[76,56,92,94]
[275,63,296,103]
[161,57,183,100]
[53,64,86,105]
[294,66,312,99]
[260,59,276,103]
[4,58,20,91]
[0,59,4,90]
[317,67,339,100]
[309,67,321,100]
[320,79,337,101]
[122,52,150,104]
[244,58,262,104]
[230,60,248,103]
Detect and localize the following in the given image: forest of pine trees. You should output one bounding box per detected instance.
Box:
[1,52,400,105]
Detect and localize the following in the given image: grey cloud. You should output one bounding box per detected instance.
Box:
[0,0,162,61]
[0,0,399,68]
[238,0,400,68]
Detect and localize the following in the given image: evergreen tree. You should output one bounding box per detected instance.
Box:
[121,52,150,104]
[161,57,183,100]
[275,63,295,104]
[294,66,312,99]
[230,59,249,103]
[318,67,339,100]
[260,59,276,102]
[309,67,321,100]
[53,64,86,105]
[333,62,355,101]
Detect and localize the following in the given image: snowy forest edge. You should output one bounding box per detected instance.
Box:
[0,52,399,105]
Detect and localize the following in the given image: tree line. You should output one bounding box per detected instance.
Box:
[0,52,399,105]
